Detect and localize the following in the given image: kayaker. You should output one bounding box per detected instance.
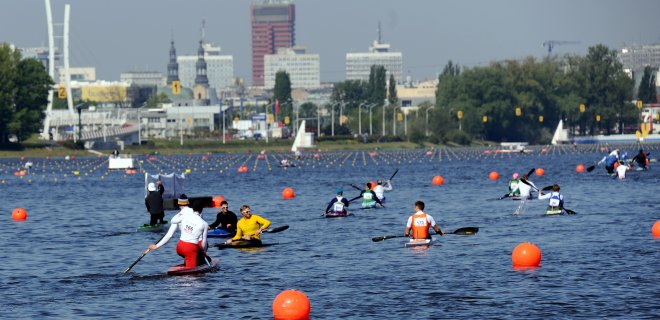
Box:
[598,150,619,174]
[325,188,350,214]
[360,183,384,208]
[616,160,631,180]
[225,205,271,245]
[631,149,649,169]
[144,181,165,226]
[404,200,444,240]
[538,184,564,213]
[208,200,238,232]
[373,179,393,203]
[149,202,210,268]
[518,174,537,199]
[508,173,521,197]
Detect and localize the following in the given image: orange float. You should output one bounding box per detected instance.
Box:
[535,168,545,176]
[512,242,542,267]
[488,171,499,181]
[212,196,225,208]
[272,290,311,320]
[575,164,585,173]
[282,187,295,199]
[432,176,444,185]
[12,208,27,221]
[652,220,660,238]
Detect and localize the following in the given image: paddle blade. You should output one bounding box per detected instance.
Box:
[265,225,289,233]
[498,194,511,200]
[541,185,554,191]
[348,195,362,203]
[564,208,577,215]
[526,168,536,177]
[586,165,596,172]
[350,183,362,191]
[389,169,399,181]
[450,227,479,235]
[372,235,400,242]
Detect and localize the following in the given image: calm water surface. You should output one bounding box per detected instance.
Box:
[1,145,659,319]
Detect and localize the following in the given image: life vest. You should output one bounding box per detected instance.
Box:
[362,191,375,206]
[548,192,562,208]
[332,197,345,212]
[411,212,430,239]
[509,179,520,195]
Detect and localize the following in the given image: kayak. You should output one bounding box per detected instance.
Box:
[323,212,352,218]
[361,203,379,209]
[207,228,235,238]
[137,221,168,232]
[545,208,563,215]
[404,238,432,248]
[167,258,218,276]
[215,240,275,250]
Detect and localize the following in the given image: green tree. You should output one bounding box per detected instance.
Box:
[273,70,292,120]
[146,92,172,108]
[367,65,386,105]
[637,66,657,104]
[388,73,397,105]
[0,44,52,143]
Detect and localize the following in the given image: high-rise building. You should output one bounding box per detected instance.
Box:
[177,43,234,91]
[251,0,295,87]
[346,39,403,83]
[265,46,320,89]
[618,44,660,72]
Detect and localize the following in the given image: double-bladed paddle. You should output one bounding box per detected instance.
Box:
[371,227,479,242]
[349,169,399,192]
[263,225,289,233]
[123,232,168,274]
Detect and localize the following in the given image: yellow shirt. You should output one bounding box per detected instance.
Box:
[232,214,271,240]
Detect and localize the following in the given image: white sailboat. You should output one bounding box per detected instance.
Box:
[291,120,315,153]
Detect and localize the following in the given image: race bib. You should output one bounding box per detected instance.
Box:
[413,217,428,227]
[363,192,373,200]
[333,202,344,212]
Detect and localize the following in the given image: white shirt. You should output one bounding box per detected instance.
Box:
[616,164,628,179]
[518,180,537,198]
[156,208,209,250]
[373,181,392,199]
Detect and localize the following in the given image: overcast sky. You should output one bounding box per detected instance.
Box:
[2,0,660,84]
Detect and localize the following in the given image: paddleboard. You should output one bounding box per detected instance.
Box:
[208,228,235,238]
[404,238,432,248]
[215,240,275,250]
[167,259,218,276]
[322,211,352,218]
[137,221,168,232]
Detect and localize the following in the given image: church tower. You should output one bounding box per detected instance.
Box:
[193,40,210,105]
[166,40,179,85]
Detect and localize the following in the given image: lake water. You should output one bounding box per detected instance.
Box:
[1,144,659,319]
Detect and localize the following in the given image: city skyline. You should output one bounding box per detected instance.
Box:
[2,0,660,85]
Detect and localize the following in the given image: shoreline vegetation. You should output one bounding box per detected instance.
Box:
[0,138,495,159]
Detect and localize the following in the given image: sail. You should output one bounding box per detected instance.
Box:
[551,119,569,145]
[291,120,306,152]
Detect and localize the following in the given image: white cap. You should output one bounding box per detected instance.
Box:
[147,183,156,191]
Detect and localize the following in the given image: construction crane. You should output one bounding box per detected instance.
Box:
[542,40,580,56]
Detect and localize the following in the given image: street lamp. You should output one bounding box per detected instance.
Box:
[358,102,366,136]
[75,103,84,143]
[317,103,321,137]
[368,103,377,135]
[382,99,387,136]
[392,105,401,136]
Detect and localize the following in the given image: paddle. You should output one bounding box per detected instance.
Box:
[371,227,479,242]
[586,164,596,172]
[388,168,399,181]
[263,225,289,233]
[123,232,167,274]
[520,178,553,193]
[561,207,577,215]
[350,183,362,191]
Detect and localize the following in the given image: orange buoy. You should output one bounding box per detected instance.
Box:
[282,187,295,199]
[488,171,499,181]
[652,220,660,238]
[512,242,542,267]
[212,196,225,208]
[535,168,545,176]
[313,153,320,158]
[237,166,249,173]
[576,164,585,173]
[12,208,27,221]
[432,175,444,185]
[484,150,491,154]
[272,290,311,320]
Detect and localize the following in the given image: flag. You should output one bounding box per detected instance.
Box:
[275,99,280,114]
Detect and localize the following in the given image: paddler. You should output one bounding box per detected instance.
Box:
[616,160,631,180]
[538,184,564,213]
[598,149,619,174]
[373,179,393,203]
[148,201,210,268]
[518,174,537,199]
[404,201,444,240]
[508,173,521,197]
[631,149,649,170]
[208,200,238,233]
[325,188,350,214]
[360,183,384,208]
[225,205,271,245]
[144,180,165,226]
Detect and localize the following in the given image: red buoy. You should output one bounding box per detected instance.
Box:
[488,171,499,181]
[432,176,444,185]
[12,208,27,221]
[212,196,225,208]
[512,242,542,267]
[272,290,311,320]
[535,168,545,176]
[282,187,295,199]
[652,220,660,238]
[576,164,585,173]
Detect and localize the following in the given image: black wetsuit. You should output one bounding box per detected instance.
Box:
[208,210,238,232]
[145,185,165,225]
[632,152,648,169]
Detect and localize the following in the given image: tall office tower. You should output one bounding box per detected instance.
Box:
[250,0,295,86]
